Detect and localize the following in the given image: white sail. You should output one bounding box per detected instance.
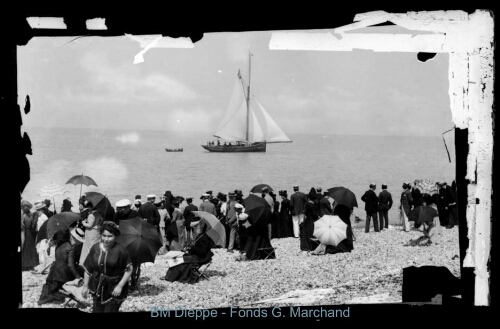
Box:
[212,54,291,145]
[252,99,292,143]
[213,80,248,142]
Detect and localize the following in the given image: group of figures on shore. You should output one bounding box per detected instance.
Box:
[20,179,456,312]
[360,180,458,246]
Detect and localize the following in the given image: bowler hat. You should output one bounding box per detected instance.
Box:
[369,184,376,189]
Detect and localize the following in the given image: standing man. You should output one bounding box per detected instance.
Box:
[131,195,142,211]
[289,186,307,238]
[361,184,380,233]
[437,182,452,227]
[199,193,217,216]
[138,194,161,229]
[318,191,333,217]
[378,184,393,231]
[43,199,56,218]
[400,183,413,232]
[113,199,139,225]
[182,197,198,245]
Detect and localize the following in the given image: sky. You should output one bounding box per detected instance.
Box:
[17,26,452,137]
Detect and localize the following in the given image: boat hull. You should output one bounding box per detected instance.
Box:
[201,142,266,153]
[165,148,183,152]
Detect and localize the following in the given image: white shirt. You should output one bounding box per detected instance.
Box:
[36,213,48,232]
[220,202,227,217]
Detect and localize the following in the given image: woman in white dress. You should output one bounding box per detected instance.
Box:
[79,210,104,264]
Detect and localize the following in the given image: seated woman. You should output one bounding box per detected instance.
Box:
[163,218,215,284]
[311,204,354,255]
[38,226,85,305]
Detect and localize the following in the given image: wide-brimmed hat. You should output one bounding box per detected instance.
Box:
[147,194,156,199]
[21,200,33,209]
[70,226,85,243]
[235,203,244,209]
[228,192,236,197]
[34,201,45,210]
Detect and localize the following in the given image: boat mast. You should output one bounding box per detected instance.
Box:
[246,51,252,144]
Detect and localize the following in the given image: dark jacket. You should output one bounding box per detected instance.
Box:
[318,197,333,217]
[378,190,393,211]
[361,189,379,213]
[113,208,139,224]
[290,191,307,216]
[138,202,161,227]
[183,204,198,229]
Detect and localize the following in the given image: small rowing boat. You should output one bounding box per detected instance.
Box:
[165,148,183,152]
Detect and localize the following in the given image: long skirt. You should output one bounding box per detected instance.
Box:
[400,207,410,232]
[22,229,39,271]
[169,221,186,251]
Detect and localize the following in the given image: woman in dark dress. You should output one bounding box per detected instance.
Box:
[241,210,276,260]
[81,222,133,313]
[278,191,294,238]
[270,192,281,239]
[300,196,317,251]
[38,227,85,305]
[21,200,39,271]
[164,219,215,284]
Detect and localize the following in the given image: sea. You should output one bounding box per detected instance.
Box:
[20,126,456,225]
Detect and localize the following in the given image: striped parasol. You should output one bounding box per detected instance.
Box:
[413,179,440,195]
[191,211,226,248]
[39,183,68,212]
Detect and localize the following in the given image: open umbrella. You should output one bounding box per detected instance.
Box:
[327,187,358,209]
[250,184,273,193]
[409,206,439,225]
[313,215,347,247]
[242,194,270,226]
[191,211,226,247]
[84,191,115,222]
[66,174,98,199]
[116,217,162,265]
[45,212,81,241]
[413,179,439,195]
[39,183,68,213]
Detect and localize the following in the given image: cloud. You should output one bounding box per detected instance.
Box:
[79,53,198,104]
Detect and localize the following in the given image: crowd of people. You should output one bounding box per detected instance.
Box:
[360,180,458,245]
[20,180,457,312]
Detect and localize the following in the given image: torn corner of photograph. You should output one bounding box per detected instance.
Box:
[26,17,67,30]
[86,18,107,30]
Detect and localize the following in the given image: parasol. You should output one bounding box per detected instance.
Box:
[250,184,273,194]
[116,217,163,265]
[313,215,347,247]
[327,187,358,209]
[39,183,68,213]
[413,179,440,196]
[191,211,226,248]
[66,174,98,199]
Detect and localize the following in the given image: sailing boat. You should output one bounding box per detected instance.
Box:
[202,52,292,153]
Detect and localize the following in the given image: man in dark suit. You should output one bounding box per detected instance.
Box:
[319,191,333,217]
[113,199,139,225]
[182,197,198,244]
[289,185,307,238]
[378,184,393,231]
[361,184,380,233]
[437,182,453,227]
[138,194,161,229]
